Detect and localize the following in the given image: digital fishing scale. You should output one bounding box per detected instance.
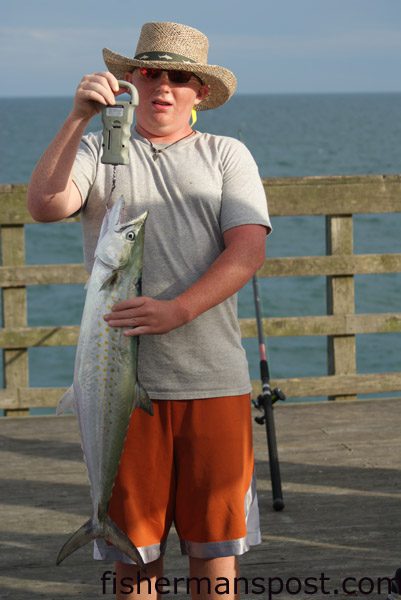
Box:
[101,80,139,165]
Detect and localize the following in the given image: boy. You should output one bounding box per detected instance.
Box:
[28,21,271,599]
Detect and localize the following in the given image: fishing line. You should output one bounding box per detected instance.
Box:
[106,165,118,211]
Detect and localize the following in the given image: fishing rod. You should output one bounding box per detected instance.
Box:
[252,274,285,511]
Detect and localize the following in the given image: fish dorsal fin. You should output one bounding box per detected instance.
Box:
[111,196,126,228]
[99,196,126,239]
[99,270,119,291]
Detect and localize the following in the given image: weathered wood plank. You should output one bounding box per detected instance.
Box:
[8,253,396,288]
[0,226,29,416]
[258,253,401,278]
[239,313,401,337]
[0,185,80,224]
[326,215,356,401]
[1,313,401,350]
[0,264,88,287]
[0,311,400,353]
[0,400,400,598]
[0,185,34,225]
[264,174,401,216]
[0,326,80,348]
[0,387,67,410]
[2,175,401,224]
[1,372,400,410]
[252,372,401,398]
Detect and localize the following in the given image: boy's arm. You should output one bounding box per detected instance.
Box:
[27,72,120,222]
[105,223,267,335]
[27,113,88,222]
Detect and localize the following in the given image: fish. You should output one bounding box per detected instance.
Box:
[56,196,152,569]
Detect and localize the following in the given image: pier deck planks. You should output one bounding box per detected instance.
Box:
[0,399,400,599]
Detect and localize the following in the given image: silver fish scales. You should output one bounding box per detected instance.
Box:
[56,196,152,569]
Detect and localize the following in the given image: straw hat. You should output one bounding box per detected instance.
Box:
[103,22,237,111]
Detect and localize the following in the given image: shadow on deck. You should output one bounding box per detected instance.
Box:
[0,399,400,599]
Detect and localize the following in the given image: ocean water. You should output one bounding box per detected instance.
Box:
[1,93,401,414]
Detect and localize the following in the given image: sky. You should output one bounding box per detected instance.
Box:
[1,0,401,97]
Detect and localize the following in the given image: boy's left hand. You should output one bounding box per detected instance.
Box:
[103,296,190,335]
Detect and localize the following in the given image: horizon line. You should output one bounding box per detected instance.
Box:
[1,90,401,100]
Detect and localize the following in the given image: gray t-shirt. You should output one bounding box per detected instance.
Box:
[72,129,271,399]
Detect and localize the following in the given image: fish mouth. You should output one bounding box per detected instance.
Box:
[117,210,149,230]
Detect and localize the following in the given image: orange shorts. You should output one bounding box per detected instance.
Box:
[94,394,261,564]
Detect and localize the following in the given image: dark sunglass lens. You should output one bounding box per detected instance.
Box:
[138,68,201,84]
[169,71,193,83]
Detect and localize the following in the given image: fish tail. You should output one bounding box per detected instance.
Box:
[103,514,145,569]
[56,515,145,570]
[56,517,98,565]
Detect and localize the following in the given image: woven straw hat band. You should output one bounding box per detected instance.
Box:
[134,22,209,65]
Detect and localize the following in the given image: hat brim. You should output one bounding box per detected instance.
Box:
[103,48,237,110]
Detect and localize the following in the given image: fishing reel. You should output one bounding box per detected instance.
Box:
[253,386,286,425]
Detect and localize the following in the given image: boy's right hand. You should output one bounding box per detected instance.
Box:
[71,71,120,120]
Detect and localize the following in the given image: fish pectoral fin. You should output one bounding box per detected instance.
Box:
[136,382,154,416]
[56,385,76,415]
[99,270,119,291]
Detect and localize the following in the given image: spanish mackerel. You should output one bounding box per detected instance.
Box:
[56,196,151,568]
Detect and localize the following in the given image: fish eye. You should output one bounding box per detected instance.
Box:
[125,230,136,241]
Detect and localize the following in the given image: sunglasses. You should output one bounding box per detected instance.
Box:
[137,67,203,86]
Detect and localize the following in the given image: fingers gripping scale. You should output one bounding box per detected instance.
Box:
[101,80,139,165]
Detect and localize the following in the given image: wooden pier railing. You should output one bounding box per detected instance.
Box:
[1,175,401,416]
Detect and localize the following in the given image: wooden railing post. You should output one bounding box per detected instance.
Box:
[1,224,29,416]
[326,215,357,401]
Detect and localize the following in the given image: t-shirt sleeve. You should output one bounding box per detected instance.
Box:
[219,138,272,236]
[72,131,102,209]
